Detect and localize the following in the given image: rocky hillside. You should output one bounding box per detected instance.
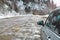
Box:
[0,0,55,15]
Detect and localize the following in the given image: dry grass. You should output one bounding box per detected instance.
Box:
[12,24,20,32]
[0,35,13,40]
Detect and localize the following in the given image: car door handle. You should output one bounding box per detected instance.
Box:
[42,31,51,40]
[47,36,51,40]
[48,36,51,38]
[43,30,44,32]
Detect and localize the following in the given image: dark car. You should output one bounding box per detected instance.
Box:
[37,8,60,40]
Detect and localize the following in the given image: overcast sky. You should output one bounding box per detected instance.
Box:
[53,0,60,7]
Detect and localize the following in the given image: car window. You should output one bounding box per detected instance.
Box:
[45,10,60,36]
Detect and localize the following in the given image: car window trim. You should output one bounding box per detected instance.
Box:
[45,11,60,37]
[45,12,52,24]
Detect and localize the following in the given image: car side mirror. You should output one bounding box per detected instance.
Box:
[37,20,44,26]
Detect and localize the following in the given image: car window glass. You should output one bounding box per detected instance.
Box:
[46,11,60,36]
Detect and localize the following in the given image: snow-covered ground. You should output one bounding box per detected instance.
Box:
[0,15,48,40]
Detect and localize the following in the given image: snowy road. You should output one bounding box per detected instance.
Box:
[0,15,47,40]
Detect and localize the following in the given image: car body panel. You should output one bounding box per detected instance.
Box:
[42,25,60,40]
[41,8,60,40]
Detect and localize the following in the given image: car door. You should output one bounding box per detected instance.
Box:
[43,11,60,40]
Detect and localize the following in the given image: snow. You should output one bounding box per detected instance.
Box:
[17,1,23,7]
[17,1,25,10]
[0,15,42,40]
[0,0,49,19]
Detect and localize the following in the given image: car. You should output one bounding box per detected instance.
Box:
[37,8,60,40]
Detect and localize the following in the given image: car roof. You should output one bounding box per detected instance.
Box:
[50,7,60,13]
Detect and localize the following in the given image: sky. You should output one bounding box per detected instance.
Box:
[53,0,60,7]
